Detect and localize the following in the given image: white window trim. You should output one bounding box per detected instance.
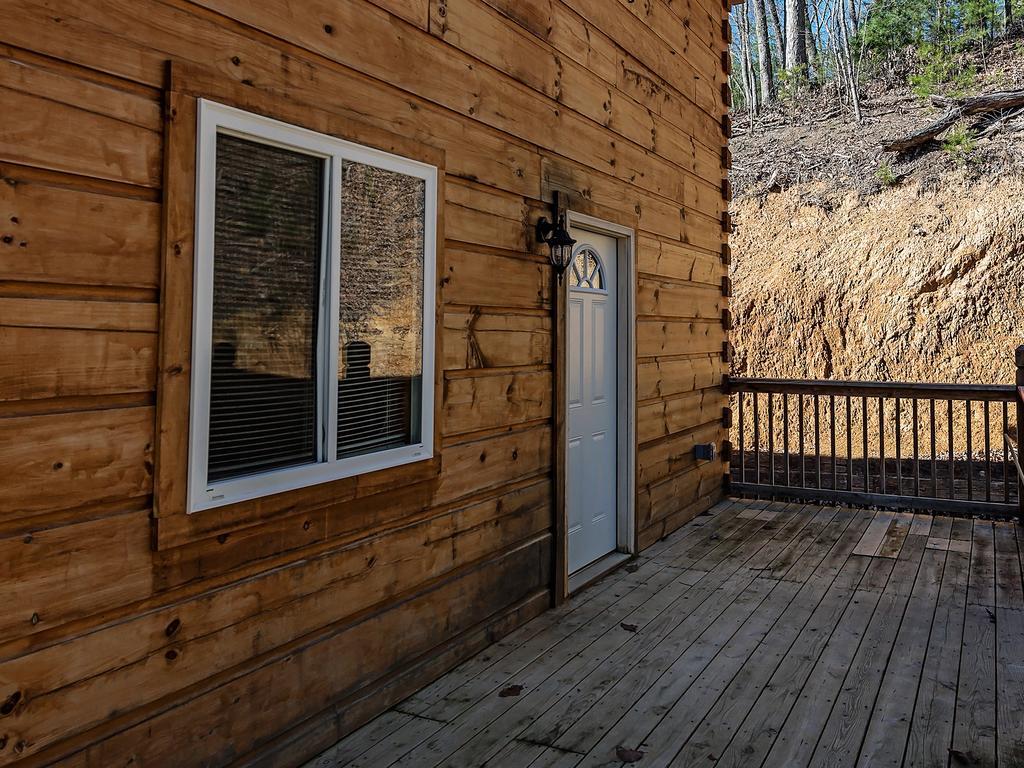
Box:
[188,99,437,514]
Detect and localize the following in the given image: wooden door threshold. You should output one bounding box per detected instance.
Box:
[568,551,633,595]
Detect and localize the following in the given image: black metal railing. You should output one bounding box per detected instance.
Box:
[727,378,1022,517]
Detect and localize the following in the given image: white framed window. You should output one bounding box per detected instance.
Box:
[188,100,437,513]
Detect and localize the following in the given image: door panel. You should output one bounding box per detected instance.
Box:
[567,229,618,574]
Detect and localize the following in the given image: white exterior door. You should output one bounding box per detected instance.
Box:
[566,229,618,574]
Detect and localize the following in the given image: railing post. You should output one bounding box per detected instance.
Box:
[1016,345,1024,520]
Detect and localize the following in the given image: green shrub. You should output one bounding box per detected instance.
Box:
[910,45,976,100]
[876,162,899,186]
[943,123,978,163]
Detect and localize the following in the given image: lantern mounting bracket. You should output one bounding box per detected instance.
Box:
[536,191,577,284]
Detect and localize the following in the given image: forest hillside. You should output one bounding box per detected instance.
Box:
[730,0,1024,385]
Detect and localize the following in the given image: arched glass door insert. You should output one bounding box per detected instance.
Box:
[569,246,606,292]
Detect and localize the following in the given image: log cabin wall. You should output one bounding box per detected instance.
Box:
[0,0,731,765]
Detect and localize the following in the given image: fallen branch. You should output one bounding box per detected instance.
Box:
[882,89,1024,151]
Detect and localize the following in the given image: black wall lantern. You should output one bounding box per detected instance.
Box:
[536,191,577,283]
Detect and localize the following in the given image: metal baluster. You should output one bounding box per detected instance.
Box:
[783,394,790,486]
[948,400,955,500]
[799,394,806,489]
[984,401,991,503]
[863,396,870,493]
[814,394,821,489]
[895,398,902,497]
[768,393,775,487]
[879,397,886,495]
[739,392,746,484]
[753,393,761,486]
[930,400,938,498]
[913,398,920,497]
[830,395,837,491]
[1004,401,1010,504]
[966,400,973,501]
[846,396,853,492]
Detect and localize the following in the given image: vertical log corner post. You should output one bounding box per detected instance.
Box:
[1016,344,1024,520]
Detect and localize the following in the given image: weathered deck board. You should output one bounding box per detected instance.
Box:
[304,500,1024,768]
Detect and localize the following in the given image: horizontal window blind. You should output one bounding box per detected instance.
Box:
[337,161,425,458]
[207,134,324,483]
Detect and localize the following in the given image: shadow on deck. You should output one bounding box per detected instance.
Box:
[305,498,1024,768]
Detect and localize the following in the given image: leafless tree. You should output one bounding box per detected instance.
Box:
[752,0,776,102]
[785,0,808,71]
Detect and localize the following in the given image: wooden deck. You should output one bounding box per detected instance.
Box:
[305,499,1024,768]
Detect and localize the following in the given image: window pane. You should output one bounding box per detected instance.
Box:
[208,134,324,483]
[337,161,425,458]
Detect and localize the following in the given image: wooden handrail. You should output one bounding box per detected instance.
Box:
[729,377,1017,402]
[729,376,1021,517]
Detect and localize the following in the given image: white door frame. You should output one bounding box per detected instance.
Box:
[563,210,637,593]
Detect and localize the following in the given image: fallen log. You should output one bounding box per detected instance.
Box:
[882,89,1024,151]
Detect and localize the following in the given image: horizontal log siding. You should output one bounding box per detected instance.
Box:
[0,0,729,764]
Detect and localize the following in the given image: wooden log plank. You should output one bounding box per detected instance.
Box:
[367,0,430,28]
[434,425,552,505]
[637,319,726,358]
[0,167,160,288]
[0,511,152,643]
[0,326,155,401]
[638,421,725,488]
[430,0,723,190]
[0,51,161,130]
[0,86,160,188]
[637,234,724,286]
[0,297,157,332]
[558,0,719,117]
[445,179,543,254]
[0,491,552,761]
[636,277,724,320]
[3,1,542,198]
[637,354,723,402]
[253,590,550,768]
[442,369,551,437]
[41,537,551,768]
[637,460,724,527]
[442,247,550,311]
[0,406,152,521]
[637,387,725,444]
[442,310,551,371]
[188,0,720,215]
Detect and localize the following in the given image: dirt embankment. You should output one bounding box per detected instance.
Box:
[730,173,1024,386]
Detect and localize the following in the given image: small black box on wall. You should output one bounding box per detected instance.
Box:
[694,443,717,462]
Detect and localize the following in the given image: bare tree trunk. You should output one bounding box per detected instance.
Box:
[836,0,862,122]
[1006,0,1013,32]
[785,0,808,71]
[741,0,761,117]
[805,0,819,81]
[752,0,775,102]
[768,0,786,64]
[847,0,859,31]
